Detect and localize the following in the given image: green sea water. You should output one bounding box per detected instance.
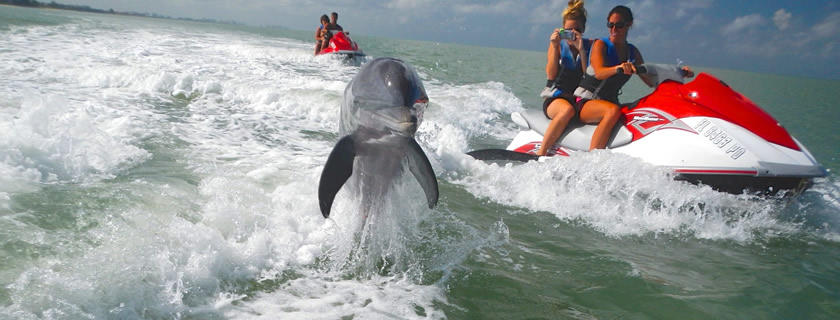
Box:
[1,5,839,319]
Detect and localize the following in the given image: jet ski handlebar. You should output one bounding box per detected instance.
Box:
[636,65,690,77]
[634,63,689,85]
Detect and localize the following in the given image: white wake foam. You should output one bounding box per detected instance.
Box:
[0,16,504,319]
[451,151,799,242]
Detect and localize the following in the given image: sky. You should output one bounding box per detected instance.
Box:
[59,0,840,80]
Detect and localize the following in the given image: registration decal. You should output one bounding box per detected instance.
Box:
[693,119,747,160]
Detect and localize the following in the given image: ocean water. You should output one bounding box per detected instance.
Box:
[1,5,839,319]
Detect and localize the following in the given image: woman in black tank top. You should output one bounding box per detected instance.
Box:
[576,6,654,149]
[576,5,693,149]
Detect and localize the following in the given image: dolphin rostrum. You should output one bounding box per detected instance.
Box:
[318,57,438,218]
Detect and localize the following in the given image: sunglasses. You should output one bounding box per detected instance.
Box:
[607,21,627,29]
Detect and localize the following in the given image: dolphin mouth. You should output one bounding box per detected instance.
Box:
[366,109,418,136]
[395,121,418,136]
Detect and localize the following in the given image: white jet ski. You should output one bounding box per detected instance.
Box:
[468,65,827,194]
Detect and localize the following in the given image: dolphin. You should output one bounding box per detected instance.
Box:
[318,57,438,218]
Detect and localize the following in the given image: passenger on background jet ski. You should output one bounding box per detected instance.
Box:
[573,5,694,150]
[314,14,329,55]
[536,0,591,156]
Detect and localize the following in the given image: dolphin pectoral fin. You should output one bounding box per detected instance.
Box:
[318,135,356,218]
[406,139,439,209]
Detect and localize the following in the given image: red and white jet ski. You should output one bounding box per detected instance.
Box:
[469,65,827,194]
[317,31,365,59]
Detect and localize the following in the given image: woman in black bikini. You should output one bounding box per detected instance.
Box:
[536,0,590,156]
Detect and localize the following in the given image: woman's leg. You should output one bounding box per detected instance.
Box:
[579,100,621,150]
[537,99,575,156]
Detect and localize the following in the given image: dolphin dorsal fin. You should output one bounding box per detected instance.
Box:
[318,135,356,218]
[406,139,439,209]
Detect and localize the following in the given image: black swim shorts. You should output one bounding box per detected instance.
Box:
[542,95,586,119]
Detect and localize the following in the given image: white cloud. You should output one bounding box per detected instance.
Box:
[625,0,657,26]
[385,0,436,10]
[684,13,707,30]
[721,14,764,36]
[529,0,572,24]
[773,9,792,31]
[819,41,836,58]
[812,11,840,39]
[675,0,713,18]
[454,1,518,15]
[528,0,624,25]
[719,10,840,61]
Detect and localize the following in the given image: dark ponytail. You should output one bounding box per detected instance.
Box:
[608,5,633,23]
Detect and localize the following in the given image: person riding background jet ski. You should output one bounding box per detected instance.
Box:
[327,12,344,32]
[572,5,694,150]
[320,12,346,52]
[314,14,329,55]
[536,0,591,156]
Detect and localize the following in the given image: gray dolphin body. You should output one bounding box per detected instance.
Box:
[318,57,438,218]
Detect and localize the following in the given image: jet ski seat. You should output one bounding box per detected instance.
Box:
[512,109,633,150]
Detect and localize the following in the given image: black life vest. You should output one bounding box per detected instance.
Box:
[578,37,636,104]
[550,39,591,96]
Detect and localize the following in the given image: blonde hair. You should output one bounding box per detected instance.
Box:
[563,0,587,26]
